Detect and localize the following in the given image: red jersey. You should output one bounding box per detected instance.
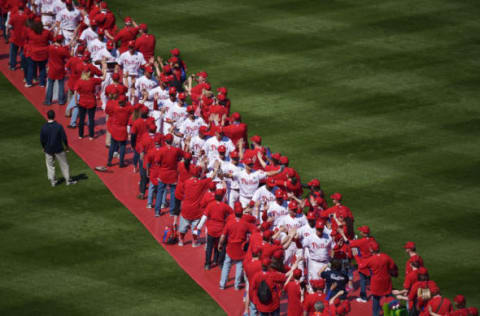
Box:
[406,254,424,276]
[106,82,128,96]
[181,177,213,220]
[137,132,155,155]
[349,236,375,276]
[154,144,183,184]
[131,118,152,151]
[303,292,328,316]
[359,252,397,296]
[75,77,103,108]
[113,26,139,53]
[135,33,156,60]
[66,56,84,90]
[285,280,303,316]
[8,9,27,47]
[204,200,233,237]
[251,270,286,313]
[47,45,70,80]
[222,217,252,260]
[403,269,419,291]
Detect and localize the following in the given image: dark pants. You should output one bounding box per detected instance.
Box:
[359,271,370,300]
[1,13,7,40]
[108,138,126,165]
[78,107,96,138]
[372,295,381,316]
[139,158,148,194]
[9,43,25,69]
[133,149,140,168]
[259,310,280,316]
[205,234,225,266]
[44,78,66,105]
[155,182,176,216]
[27,59,46,86]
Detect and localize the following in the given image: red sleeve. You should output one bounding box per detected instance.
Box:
[94,77,103,86]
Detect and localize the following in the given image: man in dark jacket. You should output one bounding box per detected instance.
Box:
[40,110,76,187]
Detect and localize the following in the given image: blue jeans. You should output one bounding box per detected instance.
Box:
[260,310,279,316]
[139,159,148,194]
[155,182,176,216]
[249,302,258,316]
[27,59,46,86]
[359,271,369,300]
[220,254,243,289]
[78,106,95,138]
[9,43,25,69]
[372,295,381,316]
[147,182,157,206]
[108,139,126,165]
[67,95,79,126]
[132,149,140,168]
[44,78,66,105]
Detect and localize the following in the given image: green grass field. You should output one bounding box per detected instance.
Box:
[1,0,480,314]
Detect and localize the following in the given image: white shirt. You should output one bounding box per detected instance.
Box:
[203,136,235,161]
[277,214,306,231]
[79,27,98,43]
[266,201,289,227]
[146,86,169,109]
[87,38,106,59]
[234,169,267,199]
[190,135,206,161]
[53,0,65,15]
[150,110,163,133]
[297,224,316,242]
[178,116,206,139]
[118,51,146,77]
[163,104,187,134]
[92,47,115,64]
[252,185,276,211]
[134,76,157,99]
[220,161,243,190]
[55,7,82,31]
[35,0,56,14]
[302,232,332,262]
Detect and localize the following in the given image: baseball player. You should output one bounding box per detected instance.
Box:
[302,221,333,282]
[117,40,146,87]
[54,0,83,45]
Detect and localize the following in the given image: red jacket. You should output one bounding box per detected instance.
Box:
[251,270,286,313]
[244,258,262,300]
[222,122,247,149]
[359,253,397,296]
[135,33,155,60]
[113,26,139,53]
[222,217,252,260]
[26,29,51,61]
[349,236,375,276]
[106,102,141,141]
[421,295,452,316]
[154,144,183,184]
[145,146,161,185]
[66,56,84,90]
[174,161,195,200]
[285,280,303,316]
[303,292,328,316]
[75,77,103,108]
[408,280,439,310]
[8,9,27,47]
[47,45,70,80]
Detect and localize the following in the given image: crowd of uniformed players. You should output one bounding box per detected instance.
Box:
[2,0,478,315]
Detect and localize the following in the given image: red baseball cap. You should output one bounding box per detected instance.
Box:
[288,200,298,210]
[153,133,163,144]
[369,240,380,252]
[293,268,302,279]
[192,165,203,177]
[163,65,172,73]
[271,153,281,161]
[404,241,416,250]
[308,178,320,187]
[266,178,276,188]
[467,307,478,316]
[168,87,177,95]
[307,212,316,220]
[128,40,135,48]
[106,40,114,50]
[183,152,192,160]
[315,221,325,230]
[178,92,186,100]
[100,2,108,9]
[164,133,173,142]
[124,16,132,23]
[215,188,225,197]
[112,72,120,81]
[330,192,342,201]
[279,156,289,165]
[105,86,118,96]
[248,200,255,208]
[417,267,428,275]
[454,295,466,305]
[199,126,208,135]
[260,222,271,231]
[250,135,262,144]
[217,94,226,102]
[55,34,64,43]
[273,249,284,259]
[358,226,370,234]
[139,23,147,31]
[204,83,211,90]
[217,145,226,153]
[263,230,273,240]
[314,196,325,205]
[117,94,127,103]
[196,71,208,78]
[170,48,180,56]
[186,105,195,113]
[144,65,153,73]
[310,279,325,290]
[261,257,271,267]
[208,182,217,190]
[231,112,241,121]
[97,27,105,36]
[149,123,158,133]
[230,151,239,159]
[274,190,284,199]
[65,0,72,5]
[244,157,254,165]
[217,87,228,94]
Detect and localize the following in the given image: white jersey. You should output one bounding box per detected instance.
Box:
[92,47,115,64]
[178,116,206,139]
[266,201,289,227]
[150,110,163,133]
[55,7,82,31]
[135,76,157,99]
[53,0,65,15]
[277,214,306,231]
[35,0,56,14]
[189,135,206,162]
[146,86,169,110]
[87,38,106,59]
[252,185,276,212]
[302,232,332,262]
[220,161,242,190]
[79,27,98,43]
[297,224,316,242]
[163,104,187,134]
[234,169,267,199]
[118,51,146,77]
[203,136,236,161]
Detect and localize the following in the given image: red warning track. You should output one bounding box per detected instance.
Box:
[0,41,379,315]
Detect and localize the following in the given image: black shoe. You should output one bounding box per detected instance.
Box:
[107,162,113,167]
[119,163,127,168]
[43,102,51,106]
[67,125,76,129]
